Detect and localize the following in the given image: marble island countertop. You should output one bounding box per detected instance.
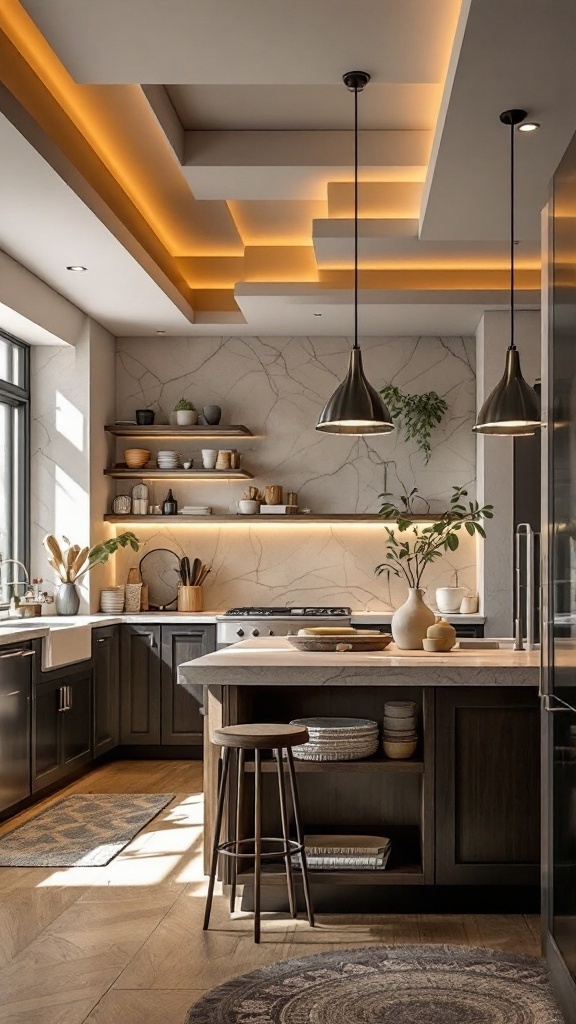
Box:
[178,636,539,689]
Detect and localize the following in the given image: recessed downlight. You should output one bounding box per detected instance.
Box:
[518,122,540,132]
[66,265,87,272]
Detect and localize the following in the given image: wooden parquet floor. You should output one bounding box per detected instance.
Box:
[0,760,542,1024]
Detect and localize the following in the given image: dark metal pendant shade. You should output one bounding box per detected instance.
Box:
[473,107,540,436]
[316,71,395,437]
[316,347,395,434]
[473,346,540,435]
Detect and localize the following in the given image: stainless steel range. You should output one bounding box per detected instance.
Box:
[216,606,352,648]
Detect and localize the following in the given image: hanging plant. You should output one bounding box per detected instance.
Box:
[379,384,448,463]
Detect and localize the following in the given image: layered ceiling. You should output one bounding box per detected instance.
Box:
[1,0,576,336]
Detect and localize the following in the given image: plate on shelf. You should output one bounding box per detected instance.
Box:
[139,548,181,609]
[287,633,393,652]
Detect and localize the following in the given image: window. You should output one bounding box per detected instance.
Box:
[0,332,29,605]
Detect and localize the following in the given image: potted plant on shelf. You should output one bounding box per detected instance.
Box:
[44,532,140,615]
[174,398,198,426]
[376,486,493,649]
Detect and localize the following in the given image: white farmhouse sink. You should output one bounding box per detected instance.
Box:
[0,620,92,669]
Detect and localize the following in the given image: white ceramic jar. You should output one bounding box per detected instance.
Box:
[435,586,466,613]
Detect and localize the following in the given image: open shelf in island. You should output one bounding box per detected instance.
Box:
[105,424,253,438]
[236,861,425,887]
[243,756,424,774]
[104,467,253,480]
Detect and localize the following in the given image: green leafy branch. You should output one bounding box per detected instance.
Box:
[379,384,448,462]
[375,486,493,589]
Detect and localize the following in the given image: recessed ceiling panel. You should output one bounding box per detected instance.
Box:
[21,0,460,85]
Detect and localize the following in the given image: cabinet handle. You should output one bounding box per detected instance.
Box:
[149,633,156,648]
[0,649,28,659]
[67,685,72,710]
[96,638,107,643]
[58,686,66,712]
[542,693,576,713]
[18,650,35,657]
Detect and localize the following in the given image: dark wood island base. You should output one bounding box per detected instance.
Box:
[180,638,540,914]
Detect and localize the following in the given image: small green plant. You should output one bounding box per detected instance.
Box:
[376,486,493,589]
[379,384,448,462]
[174,397,195,411]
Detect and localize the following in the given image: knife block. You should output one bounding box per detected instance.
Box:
[177,585,203,612]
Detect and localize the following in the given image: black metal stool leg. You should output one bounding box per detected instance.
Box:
[203,746,231,931]
[230,747,244,913]
[286,747,315,927]
[253,747,262,943]
[275,747,297,918]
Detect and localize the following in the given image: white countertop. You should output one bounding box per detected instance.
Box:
[178,636,539,688]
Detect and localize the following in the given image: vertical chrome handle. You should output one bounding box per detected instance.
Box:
[66,685,72,710]
[58,685,66,712]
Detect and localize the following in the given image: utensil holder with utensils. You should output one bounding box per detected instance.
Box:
[177,586,203,611]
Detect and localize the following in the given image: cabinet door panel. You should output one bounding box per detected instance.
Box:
[33,679,63,791]
[120,627,161,744]
[63,673,92,767]
[93,628,119,756]
[161,625,215,749]
[435,687,540,885]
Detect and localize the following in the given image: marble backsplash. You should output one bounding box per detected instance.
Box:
[113,334,478,610]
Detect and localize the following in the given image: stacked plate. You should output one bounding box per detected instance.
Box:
[383,701,418,759]
[179,506,212,516]
[290,717,379,761]
[157,450,180,470]
[100,587,125,613]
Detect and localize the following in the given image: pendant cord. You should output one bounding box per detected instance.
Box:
[510,118,515,350]
[353,81,359,350]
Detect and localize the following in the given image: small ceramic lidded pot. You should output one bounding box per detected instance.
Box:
[422,616,457,652]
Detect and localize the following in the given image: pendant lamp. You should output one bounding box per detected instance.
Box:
[473,109,540,436]
[316,72,395,435]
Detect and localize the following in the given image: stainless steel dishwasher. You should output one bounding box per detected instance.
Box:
[0,644,34,812]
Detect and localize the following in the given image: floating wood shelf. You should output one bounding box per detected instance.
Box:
[105,424,253,438]
[103,513,434,523]
[104,468,253,480]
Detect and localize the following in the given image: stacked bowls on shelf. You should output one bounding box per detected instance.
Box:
[123,448,150,469]
[100,587,125,613]
[157,450,180,470]
[383,701,418,759]
[290,717,379,761]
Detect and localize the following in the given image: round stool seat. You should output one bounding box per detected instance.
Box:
[212,723,309,750]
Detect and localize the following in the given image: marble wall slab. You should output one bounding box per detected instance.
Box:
[114,334,478,610]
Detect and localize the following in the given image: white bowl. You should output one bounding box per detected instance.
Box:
[383,716,416,732]
[384,700,417,719]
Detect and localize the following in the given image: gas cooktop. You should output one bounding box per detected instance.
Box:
[223,606,352,617]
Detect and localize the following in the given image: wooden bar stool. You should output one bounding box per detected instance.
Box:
[203,723,315,943]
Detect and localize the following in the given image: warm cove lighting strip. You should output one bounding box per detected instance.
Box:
[107,519,436,528]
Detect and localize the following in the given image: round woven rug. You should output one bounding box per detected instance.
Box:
[186,944,563,1023]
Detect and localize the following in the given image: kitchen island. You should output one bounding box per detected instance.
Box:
[179,638,541,911]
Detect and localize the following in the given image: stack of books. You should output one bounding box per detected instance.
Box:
[293,834,391,870]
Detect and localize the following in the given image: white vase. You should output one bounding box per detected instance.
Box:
[392,588,436,650]
[175,409,198,425]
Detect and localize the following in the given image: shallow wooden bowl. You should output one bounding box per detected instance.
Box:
[287,633,393,653]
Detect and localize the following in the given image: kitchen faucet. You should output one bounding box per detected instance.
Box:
[0,559,30,605]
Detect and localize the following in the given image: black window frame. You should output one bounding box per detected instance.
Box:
[0,330,30,607]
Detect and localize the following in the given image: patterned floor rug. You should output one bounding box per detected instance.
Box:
[186,944,563,1024]
[0,793,174,867]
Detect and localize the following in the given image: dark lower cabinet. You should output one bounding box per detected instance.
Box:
[435,687,540,885]
[120,626,161,744]
[161,625,216,751]
[93,625,119,756]
[119,623,216,752]
[33,670,93,793]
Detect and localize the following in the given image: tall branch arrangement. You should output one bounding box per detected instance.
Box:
[376,487,493,590]
[43,532,139,584]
